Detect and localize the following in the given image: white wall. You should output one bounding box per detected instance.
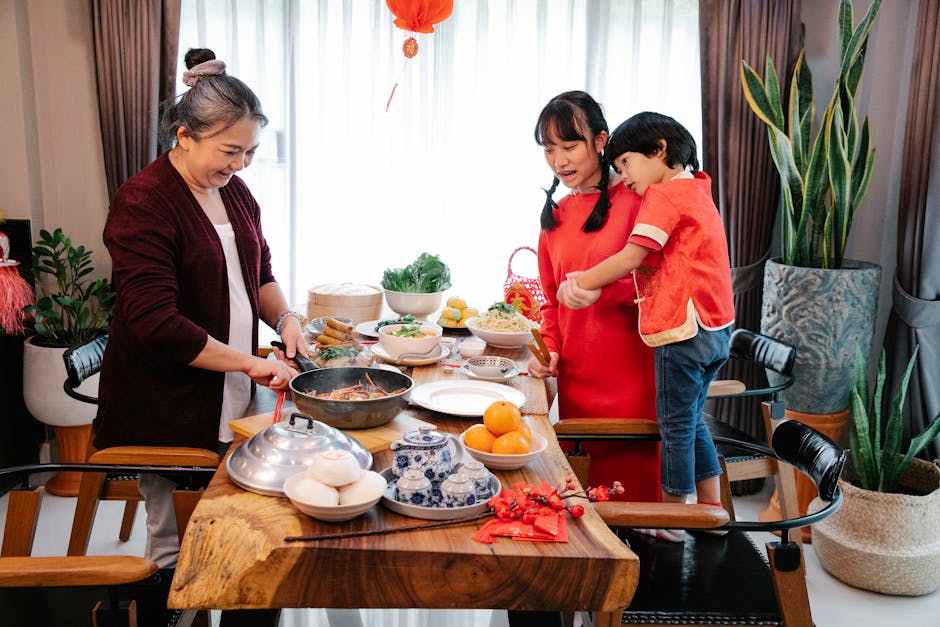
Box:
[0,0,111,277]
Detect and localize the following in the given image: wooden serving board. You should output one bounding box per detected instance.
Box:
[229,408,434,453]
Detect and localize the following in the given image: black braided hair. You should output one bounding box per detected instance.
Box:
[581,157,611,233]
[534,91,611,232]
[539,177,561,230]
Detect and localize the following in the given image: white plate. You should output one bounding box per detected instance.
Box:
[379,467,499,520]
[410,381,526,417]
[459,363,520,383]
[371,343,450,366]
[355,319,383,338]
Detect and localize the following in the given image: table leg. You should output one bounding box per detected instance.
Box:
[219,609,281,626]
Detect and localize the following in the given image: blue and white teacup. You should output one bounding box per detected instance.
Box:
[459,460,493,501]
[439,472,476,508]
[395,468,433,507]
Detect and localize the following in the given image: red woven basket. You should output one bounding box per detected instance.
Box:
[503,246,545,322]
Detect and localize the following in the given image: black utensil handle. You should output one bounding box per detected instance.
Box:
[270,340,320,372]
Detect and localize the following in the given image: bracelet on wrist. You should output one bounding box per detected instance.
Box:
[275,310,303,336]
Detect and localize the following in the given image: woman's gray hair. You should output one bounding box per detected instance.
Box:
[160,48,268,147]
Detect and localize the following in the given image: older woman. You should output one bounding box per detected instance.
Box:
[94,48,303,568]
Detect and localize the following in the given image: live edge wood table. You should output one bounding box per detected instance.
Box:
[168,345,638,626]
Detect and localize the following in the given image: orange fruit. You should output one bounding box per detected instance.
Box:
[491,431,531,455]
[483,401,522,436]
[516,422,532,441]
[464,424,496,453]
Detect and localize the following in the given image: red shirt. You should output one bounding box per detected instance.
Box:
[539,183,660,502]
[627,172,734,346]
[94,153,276,451]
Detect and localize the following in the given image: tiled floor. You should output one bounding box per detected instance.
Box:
[1,480,937,626]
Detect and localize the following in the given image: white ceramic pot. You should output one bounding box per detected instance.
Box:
[22,336,98,426]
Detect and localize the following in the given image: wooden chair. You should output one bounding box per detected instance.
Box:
[60,336,220,558]
[0,461,215,627]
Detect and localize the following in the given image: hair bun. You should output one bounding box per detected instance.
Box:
[182,59,227,87]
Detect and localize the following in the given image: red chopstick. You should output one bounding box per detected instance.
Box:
[273,390,286,425]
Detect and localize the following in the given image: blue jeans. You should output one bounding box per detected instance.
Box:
[655,326,731,495]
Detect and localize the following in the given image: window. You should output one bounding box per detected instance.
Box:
[179,0,701,311]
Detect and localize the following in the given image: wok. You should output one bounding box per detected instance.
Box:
[273,341,414,429]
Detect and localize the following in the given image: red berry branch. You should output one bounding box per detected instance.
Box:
[486,476,624,521]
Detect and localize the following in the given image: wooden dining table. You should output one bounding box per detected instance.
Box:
[167,342,639,626]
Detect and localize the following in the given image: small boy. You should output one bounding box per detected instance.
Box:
[558,111,735,540]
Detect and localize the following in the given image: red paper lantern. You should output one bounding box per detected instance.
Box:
[386,0,453,34]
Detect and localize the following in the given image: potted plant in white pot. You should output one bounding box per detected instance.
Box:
[741,0,883,530]
[810,345,940,596]
[22,228,113,496]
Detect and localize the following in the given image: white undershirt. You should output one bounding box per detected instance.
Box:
[214,223,253,442]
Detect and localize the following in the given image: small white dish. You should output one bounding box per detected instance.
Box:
[370,343,450,366]
[307,316,353,336]
[458,339,486,358]
[459,430,548,471]
[459,363,520,383]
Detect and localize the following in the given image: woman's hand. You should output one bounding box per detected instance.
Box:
[557,272,602,309]
[245,355,297,390]
[278,315,309,359]
[527,351,559,379]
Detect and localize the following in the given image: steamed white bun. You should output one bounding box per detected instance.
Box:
[309,449,363,487]
[338,470,386,505]
[290,476,339,507]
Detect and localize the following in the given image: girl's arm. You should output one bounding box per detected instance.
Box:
[575,242,650,290]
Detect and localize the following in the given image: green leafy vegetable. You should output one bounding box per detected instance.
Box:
[381,253,452,293]
[393,325,425,338]
[376,314,417,330]
[488,301,517,314]
[317,347,359,361]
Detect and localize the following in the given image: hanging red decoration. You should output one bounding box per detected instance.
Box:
[385,0,454,111]
[386,0,453,34]
[402,37,419,59]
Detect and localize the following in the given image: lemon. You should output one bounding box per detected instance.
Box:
[446,296,467,310]
[459,307,478,320]
[440,306,461,320]
[437,316,459,328]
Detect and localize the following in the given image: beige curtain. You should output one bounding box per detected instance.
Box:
[699,0,802,446]
[92,0,181,200]
[883,0,940,458]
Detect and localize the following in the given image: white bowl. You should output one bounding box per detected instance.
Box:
[284,472,383,522]
[458,430,548,471]
[465,317,535,349]
[384,290,445,317]
[458,339,486,358]
[378,322,443,360]
[466,356,516,378]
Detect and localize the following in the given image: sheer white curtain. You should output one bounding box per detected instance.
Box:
[179,0,700,313]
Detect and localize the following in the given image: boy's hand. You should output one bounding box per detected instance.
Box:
[558,272,602,309]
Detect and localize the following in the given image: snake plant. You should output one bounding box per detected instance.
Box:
[740,0,882,269]
[848,344,940,493]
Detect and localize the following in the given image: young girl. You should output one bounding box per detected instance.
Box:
[558,111,735,526]
[529,91,660,506]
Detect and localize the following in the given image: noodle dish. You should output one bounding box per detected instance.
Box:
[465,302,538,349]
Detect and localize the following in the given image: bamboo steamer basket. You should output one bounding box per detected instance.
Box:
[307,283,383,323]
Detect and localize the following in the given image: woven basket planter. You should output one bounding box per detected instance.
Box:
[809,456,940,596]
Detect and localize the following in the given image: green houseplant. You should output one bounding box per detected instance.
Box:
[810,345,940,595]
[741,0,882,270]
[24,228,113,346]
[21,228,114,496]
[737,0,884,420]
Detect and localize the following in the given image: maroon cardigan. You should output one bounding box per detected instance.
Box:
[94,153,276,451]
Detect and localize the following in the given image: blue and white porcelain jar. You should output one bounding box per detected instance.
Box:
[390,426,461,483]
